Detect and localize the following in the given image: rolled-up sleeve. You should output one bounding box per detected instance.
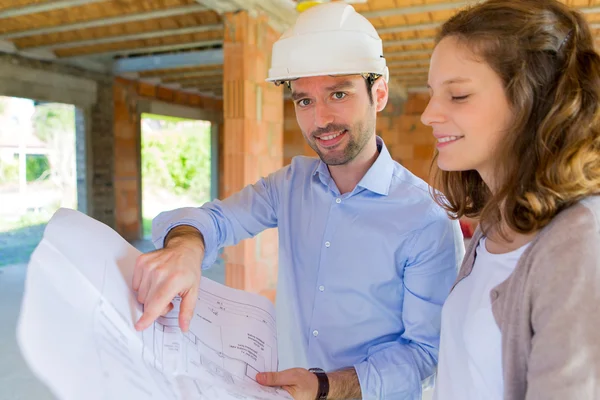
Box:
[354,213,464,399]
[151,170,282,269]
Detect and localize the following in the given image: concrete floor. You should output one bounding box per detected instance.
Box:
[0,264,55,400]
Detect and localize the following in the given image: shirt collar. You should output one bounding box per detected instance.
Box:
[313,157,334,191]
[356,136,395,196]
[312,136,395,196]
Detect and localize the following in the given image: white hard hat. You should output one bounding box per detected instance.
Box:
[266,2,389,84]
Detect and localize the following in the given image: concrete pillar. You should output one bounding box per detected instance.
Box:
[222,10,284,300]
[74,107,90,215]
[89,77,116,228]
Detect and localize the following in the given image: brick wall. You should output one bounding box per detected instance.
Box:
[222,10,284,301]
[378,93,435,182]
[91,83,116,227]
[113,78,140,241]
[283,93,436,183]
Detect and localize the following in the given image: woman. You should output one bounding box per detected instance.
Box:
[422,0,600,399]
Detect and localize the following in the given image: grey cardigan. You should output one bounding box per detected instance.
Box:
[452,196,600,400]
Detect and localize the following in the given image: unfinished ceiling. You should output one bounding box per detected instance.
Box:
[1,0,600,98]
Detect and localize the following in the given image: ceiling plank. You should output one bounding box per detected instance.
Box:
[27,24,223,51]
[378,22,441,35]
[0,0,105,19]
[362,1,475,19]
[385,37,434,47]
[362,2,600,19]
[0,4,208,40]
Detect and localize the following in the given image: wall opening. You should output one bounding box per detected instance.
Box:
[0,96,81,267]
[140,113,213,239]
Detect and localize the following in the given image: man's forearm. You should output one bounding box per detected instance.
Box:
[164,225,205,249]
[327,368,362,399]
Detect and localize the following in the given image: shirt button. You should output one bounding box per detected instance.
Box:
[491,290,499,300]
[335,198,341,204]
[325,241,331,248]
[312,330,319,337]
[319,285,325,292]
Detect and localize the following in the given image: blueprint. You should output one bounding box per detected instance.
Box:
[16,208,292,400]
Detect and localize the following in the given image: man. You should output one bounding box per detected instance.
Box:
[133,3,464,399]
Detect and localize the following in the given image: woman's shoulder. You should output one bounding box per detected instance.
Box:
[525,195,600,282]
[535,195,600,247]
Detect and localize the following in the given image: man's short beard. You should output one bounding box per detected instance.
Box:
[309,119,374,166]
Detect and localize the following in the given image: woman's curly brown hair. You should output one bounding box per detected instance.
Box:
[431,0,600,233]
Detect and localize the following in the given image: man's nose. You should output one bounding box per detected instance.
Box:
[314,103,334,128]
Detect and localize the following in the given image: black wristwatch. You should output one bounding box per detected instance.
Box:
[308,368,329,400]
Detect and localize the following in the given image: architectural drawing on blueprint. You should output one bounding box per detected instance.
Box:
[138,277,289,399]
[92,273,288,400]
[144,278,279,382]
[189,280,278,377]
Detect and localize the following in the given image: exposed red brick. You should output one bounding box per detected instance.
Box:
[222,10,283,294]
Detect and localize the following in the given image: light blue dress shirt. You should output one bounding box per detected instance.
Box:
[153,137,464,399]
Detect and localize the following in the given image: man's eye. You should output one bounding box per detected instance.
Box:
[333,92,346,100]
[297,99,311,107]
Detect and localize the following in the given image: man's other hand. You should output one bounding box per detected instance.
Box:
[257,368,319,400]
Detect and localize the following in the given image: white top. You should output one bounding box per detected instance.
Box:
[433,237,530,400]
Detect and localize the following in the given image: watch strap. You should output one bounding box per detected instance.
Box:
[308,368,329,400]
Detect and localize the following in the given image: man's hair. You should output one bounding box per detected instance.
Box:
[431,0,600,234]
[364,73,379,105]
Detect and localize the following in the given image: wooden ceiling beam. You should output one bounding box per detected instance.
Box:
[0,0,104,19]
[0,4,208,40]
[26,24,223,51]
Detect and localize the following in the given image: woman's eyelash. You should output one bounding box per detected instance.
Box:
[452,95,470,101]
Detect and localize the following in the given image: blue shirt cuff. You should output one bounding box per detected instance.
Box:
[151,207,219,270]
[354,350,422,400]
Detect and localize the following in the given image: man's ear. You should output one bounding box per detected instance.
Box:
[373,78,389,112]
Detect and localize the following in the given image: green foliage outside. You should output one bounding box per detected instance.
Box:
[0,155,18,183]
[33,104,75,143]
[26,154,50,181]
[141,114,212,238]
[141,115,212,202]
[0,154,50,183]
